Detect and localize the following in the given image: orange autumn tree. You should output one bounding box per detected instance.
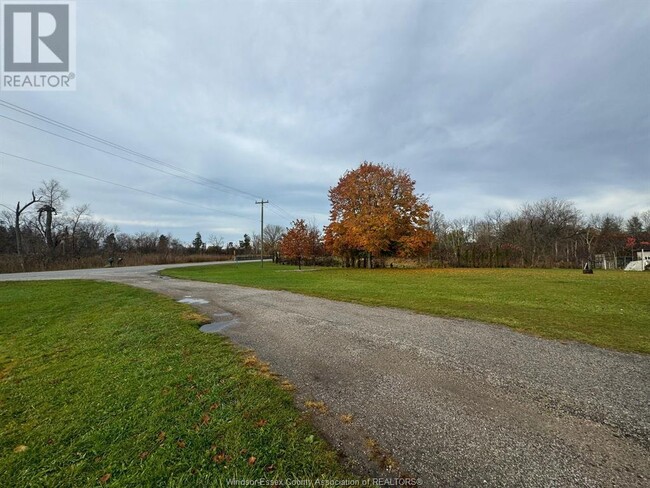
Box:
[324,162,434,267]
[280,219,319,269]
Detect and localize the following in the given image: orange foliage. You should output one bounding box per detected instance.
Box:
[280,219,320,268]
[325,162,433,261]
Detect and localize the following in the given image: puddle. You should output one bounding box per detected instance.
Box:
[200,319,238,333]
[199,312,238,333]
[178,297,209,305]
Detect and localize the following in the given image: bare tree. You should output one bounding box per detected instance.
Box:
[12,190,42,270]
[208,233,224,252]
[35,179,69,258]
[67,204,91,256]
[263,224,284,261]
[640,210,650,232]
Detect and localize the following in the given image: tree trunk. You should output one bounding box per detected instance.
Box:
[14,203,24,271]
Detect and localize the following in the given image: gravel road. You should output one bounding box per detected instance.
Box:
[2,264,649,486]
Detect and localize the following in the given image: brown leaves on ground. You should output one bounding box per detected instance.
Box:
[212,452,228,464]
[138,451,149,460]
[156,431,166,443]
[365,437,399,473]
[13,445,28,453]
[340,414,354,424]
[242,354,276,379]
[243,355,259,367]
[304,400,328,413]
[177,439,186,449]
[248,456,257,465]
[209,402,220,411]
[280,380,295,391]
[255,419,268,428]
[99,473,111,484]
[181,310,211,324]
[195,388,210,400]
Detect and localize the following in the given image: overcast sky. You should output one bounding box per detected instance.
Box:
[1,0,648,244]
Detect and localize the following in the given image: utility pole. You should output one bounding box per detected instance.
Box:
[255,199,269,267]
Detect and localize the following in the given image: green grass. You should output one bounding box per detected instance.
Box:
[162,264,650,354]
[0,281,347,487]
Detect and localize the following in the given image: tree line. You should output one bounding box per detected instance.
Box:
[279,162,650,269]
[0,179,273,273]
[2,168,649,273]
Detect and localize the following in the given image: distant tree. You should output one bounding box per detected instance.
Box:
[518,198,580,266]
[192,232,204,254]
[325,162,433,267]
[10,190,41,270]
[157,234,170,256]
[35,179,69,259]
[626,215,644,239]
[207,234,224,253]
[133,232,158,253]
[640,210,650,232]
[66,204,91,256]
[263,224,284,261]
[281,219,317,269]
[239,234,252,253]
[104,233,117,254]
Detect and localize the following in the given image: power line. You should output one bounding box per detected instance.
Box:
[0,113,249,199]
[0,150,258,223]
[0,99,262,201]
[0,99,301,224]
[268,202,295,221]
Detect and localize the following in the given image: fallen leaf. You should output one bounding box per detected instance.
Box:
[209,402,220,411]
[177,439,186,449]
[304,400,328,413]
[99,473,111,484]
[265,464,276,472]
[340,414,354,424]
[138,451,149,460]
[156,431,166,443]
[13,445,28,453]
[248,456,256,465]
[212,452,226,463]
[200,413,210,425]
[255,419,268,428]
[280,380,295,391]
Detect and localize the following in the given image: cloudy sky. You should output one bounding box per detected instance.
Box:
[1,0,648,244]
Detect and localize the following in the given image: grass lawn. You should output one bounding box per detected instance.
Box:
[0,281,347,487]
[162,264,650,354]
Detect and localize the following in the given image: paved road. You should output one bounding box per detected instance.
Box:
[2,264,649,486]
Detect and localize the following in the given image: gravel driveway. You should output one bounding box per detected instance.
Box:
[2,264,649,486]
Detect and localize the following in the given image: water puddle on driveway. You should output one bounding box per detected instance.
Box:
[178,297,209,305]
[199,312,238,333]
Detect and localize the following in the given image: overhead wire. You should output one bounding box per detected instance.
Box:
[0,99,301,225]
[0,99,261,200]
[0,150,258,223]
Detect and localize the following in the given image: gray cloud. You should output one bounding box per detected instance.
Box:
[1,0,648,243]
